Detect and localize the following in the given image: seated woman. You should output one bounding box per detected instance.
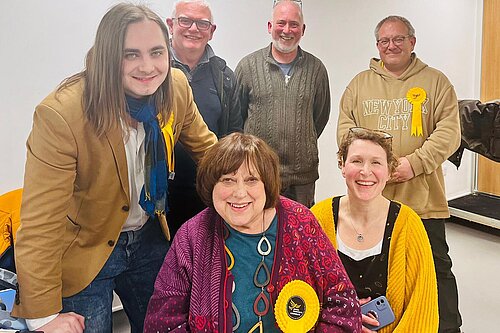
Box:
[311,127,438,332]
[144,133,362,332]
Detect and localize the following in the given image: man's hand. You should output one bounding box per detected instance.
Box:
[38,312,85,333]
[392,157,415,182]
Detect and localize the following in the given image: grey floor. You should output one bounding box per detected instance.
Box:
[112,219,500,332]
[446,219,500,333]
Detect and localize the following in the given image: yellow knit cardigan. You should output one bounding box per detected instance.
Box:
[311,197,439,333]
[0,189,22,259]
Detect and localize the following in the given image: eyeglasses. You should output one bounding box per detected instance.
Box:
[173,17,212,31]
[377,35,411,48]
[273,0,303,8]
[349,127,392,141]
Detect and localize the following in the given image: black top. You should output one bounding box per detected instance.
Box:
[166,52,243,237]
[331,196,400,299]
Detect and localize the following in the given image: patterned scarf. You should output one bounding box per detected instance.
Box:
[125,95,168,217]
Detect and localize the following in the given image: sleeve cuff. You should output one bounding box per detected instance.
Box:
[26,313,59,330]
[406,153,423,176]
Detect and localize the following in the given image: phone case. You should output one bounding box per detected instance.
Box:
[360,295,395,331]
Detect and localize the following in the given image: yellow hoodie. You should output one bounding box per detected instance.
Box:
[337,54,460,219]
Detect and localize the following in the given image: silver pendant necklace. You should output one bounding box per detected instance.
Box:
[347,201,364,242]
[349,220,364,242]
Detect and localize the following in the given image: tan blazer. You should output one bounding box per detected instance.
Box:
[13,69,217,318]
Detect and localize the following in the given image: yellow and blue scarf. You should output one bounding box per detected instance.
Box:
[126,95,168,217]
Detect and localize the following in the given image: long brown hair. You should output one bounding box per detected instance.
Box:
[57,3,173,137]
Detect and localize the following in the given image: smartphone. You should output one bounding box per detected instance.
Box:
[360,295,395,331]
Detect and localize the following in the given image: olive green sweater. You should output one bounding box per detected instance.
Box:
[235,44,331,189]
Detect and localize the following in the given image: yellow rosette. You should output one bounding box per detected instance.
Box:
[275,280,320,333]
[406,87,426,136]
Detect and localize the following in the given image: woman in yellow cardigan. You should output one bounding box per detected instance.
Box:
[311,127,438,332]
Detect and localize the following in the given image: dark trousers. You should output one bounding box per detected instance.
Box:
[281,182,316,208]
[167,188,206,238]
[422,218,462,333]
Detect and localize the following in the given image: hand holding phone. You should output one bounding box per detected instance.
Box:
[360,295,395,331]
[361,305,380,332]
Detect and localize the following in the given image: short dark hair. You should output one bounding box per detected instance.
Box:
[337,127,399,175]
[197,133,281,209]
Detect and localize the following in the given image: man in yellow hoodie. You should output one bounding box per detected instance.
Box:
[337,15,462,333]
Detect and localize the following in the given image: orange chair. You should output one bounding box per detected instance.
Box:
[0,189,22,272]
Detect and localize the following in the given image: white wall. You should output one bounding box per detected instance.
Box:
[0,0,483,200]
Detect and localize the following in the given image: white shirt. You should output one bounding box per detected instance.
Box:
[337,231,383,261]
[121,121,149,231]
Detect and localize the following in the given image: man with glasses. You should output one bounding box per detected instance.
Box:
[166,0,242,237]
[337,15,462,333]
[235,0,330,208]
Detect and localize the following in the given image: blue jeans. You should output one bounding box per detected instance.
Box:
[61,218,169,333]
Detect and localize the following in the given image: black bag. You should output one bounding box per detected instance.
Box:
[448,100,500,167]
